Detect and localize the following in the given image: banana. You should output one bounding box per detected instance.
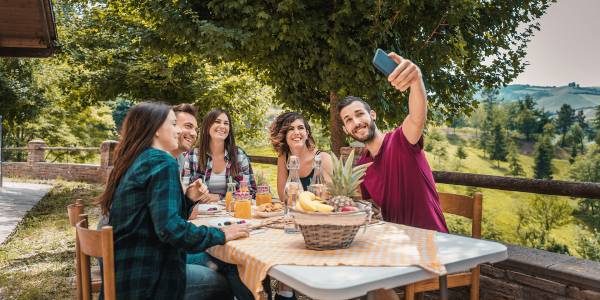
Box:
[314,202,334,213]
[300,197,318,212]
[299,191,316,203]
[294,200,305,212]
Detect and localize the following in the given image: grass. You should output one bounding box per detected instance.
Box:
[0,180,103,300]
[428,128,590,254]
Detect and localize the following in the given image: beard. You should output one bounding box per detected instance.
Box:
[349,119,376,143]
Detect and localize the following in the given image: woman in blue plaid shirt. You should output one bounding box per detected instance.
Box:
[96,102,250,300]
[184,109,257,202]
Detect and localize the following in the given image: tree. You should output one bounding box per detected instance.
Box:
[45,2,273,145]
[449,116,467,135]
[566,123,585,153]
[594,105,600,131]
[569,150,600,216]
[569,143,578,164]
[479,90,497,158]
[489,122,508,167]
[507,141,525,176]
[574,110,592,140]
[516,196,573,252]
[0,58,49,151]
[426,129,448,166]
[104,0,554,153]
[456,145,467,169]
[535,109,552,135]
[515,95,539,141]
[578,229,600,262]
[533,124,554,179]
[432,142,448,166]
[556,104,575,146]
[112,99,133,132]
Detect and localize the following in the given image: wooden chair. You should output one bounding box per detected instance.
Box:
[67,200,102,299]
[75,214,116,300]
[405,192,483,300]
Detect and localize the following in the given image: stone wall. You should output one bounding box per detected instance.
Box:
[2,140,116,184]
[431,244,600,300]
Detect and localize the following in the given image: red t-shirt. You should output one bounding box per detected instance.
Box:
[358,127,448,233]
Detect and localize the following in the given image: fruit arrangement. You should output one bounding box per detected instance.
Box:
[294,149,370,213]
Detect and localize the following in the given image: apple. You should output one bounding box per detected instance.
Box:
[340,206,359,212]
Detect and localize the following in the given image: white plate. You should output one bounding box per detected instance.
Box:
[196,204,224,214]
[255,210,285,218]
[208,217,258,227]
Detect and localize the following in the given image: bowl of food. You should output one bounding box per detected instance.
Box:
[255,202,284,218]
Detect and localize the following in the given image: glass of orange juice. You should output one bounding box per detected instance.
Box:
[256,185,272,206]
[234,199,252,219]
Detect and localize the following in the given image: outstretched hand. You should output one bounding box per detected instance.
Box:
[387,52,422,92]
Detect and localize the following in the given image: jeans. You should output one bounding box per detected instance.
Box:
[187,252,255,300]
[185,263,232,300]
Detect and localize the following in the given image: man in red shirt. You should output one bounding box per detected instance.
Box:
[337,52,448,233]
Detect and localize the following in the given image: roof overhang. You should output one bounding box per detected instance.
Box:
[0,0,57,57]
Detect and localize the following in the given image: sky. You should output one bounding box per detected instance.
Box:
[512,0,600,87]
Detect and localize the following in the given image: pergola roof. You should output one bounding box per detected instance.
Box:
[0,0,57,57]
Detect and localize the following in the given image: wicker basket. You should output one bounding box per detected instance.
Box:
[290,203,370,250]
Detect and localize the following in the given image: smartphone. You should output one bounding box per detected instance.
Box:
[372,48,398,77]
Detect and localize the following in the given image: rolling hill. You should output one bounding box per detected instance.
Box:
[478,84,600,118]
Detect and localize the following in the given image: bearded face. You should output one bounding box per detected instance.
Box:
[339,101,377,143]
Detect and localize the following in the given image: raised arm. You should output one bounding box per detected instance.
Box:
[387,52,427,145]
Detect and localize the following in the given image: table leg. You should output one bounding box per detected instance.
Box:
[439,275,448,300]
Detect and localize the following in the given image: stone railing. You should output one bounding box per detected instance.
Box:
[1,141,600,299]
[1,139,118,183]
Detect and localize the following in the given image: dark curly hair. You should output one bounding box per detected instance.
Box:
[269,112,315,155]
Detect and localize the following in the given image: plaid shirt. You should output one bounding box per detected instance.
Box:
[107,148,225,300]
[182,146,257,198]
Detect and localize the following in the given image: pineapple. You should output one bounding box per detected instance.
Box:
[254,170,269,186]
[326,150,371,212]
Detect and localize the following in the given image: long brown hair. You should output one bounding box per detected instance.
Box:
[269,112,315,156]
[197,109,240,176]
[97,101,172,215]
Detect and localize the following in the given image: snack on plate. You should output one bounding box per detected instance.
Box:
[256,202,283,212]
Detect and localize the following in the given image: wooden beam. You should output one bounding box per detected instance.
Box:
[434,171,600,199]
[0,37,46,48]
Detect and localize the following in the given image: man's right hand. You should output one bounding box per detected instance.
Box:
[186,178,209,202]
[220,224,251,242]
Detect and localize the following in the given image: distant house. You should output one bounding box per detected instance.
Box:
[0,0,57,57]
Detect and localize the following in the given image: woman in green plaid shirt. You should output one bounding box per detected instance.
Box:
[97,102,250,300]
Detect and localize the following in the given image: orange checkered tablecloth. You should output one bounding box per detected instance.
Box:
[204,223,446,300]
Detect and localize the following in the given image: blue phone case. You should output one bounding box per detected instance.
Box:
[372,48,398,77]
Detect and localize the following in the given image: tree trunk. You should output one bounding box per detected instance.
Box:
[329,91,346,156]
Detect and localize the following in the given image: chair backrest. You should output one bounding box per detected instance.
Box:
[438,192,482,238]
[67,200,85,300]
[76,215,116,300]
[67,199,84,226]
